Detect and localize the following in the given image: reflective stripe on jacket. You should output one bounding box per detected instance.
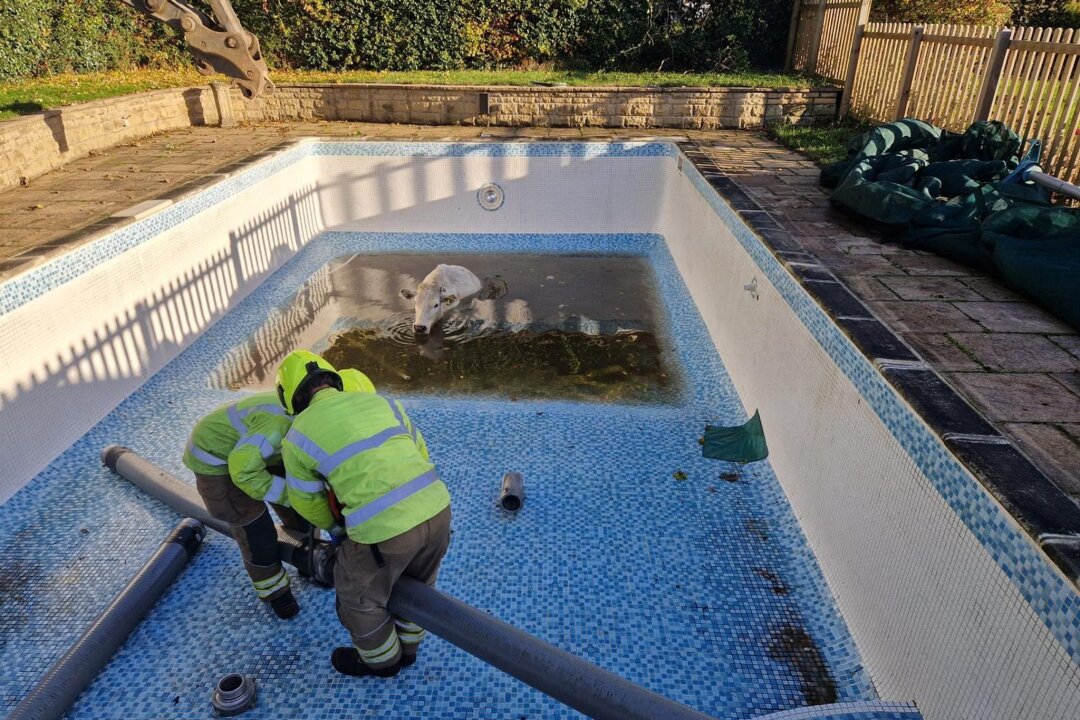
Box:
[181,391,292,503]
[282,388,449,544]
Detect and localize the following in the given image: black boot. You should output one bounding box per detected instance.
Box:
[269,589,300,619]
[331,647,401,678]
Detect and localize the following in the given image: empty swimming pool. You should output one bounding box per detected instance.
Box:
[0,141,1077,720]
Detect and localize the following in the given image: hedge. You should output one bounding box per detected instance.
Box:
[0,0,793,81]
[0,0,183,81]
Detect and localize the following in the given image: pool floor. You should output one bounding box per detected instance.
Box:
[0,233,872,719]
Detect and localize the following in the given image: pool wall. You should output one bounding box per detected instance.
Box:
[1,140,1078,719]
[0,151,326,501]
[660,155,1080,719]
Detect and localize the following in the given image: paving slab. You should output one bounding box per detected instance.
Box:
[843,276,901,302]
[904,333,984,372]
[868,301,985,333]
[886,252,974,276]
[878,276,986,302]
[1051,335,1080,360]
[960,276,1026,302]
[956,302,1076,334]
[820,253,900,277]
[1054,372,1080,398]
[1001,422,1080,500]
[949,333,1080,372]
[944,372,1080,423]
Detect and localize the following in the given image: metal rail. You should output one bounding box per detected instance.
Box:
[116,0,272,98]
[1029,169,1080,203]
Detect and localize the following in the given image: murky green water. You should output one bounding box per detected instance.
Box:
[215,253,680,403]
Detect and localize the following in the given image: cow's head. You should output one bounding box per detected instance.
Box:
[401,282,458,335]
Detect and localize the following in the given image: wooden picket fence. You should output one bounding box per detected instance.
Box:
[786,0,1080,185]
[786,0,871,83]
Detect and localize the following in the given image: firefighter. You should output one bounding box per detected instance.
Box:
[276,350,451,677]
[182,392,306,619]
[183,368,378,620]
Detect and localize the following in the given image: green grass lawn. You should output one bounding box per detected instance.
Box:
[0,68,810,121]
[766,119,873,165]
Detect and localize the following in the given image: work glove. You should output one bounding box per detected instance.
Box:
[327,524,347,548]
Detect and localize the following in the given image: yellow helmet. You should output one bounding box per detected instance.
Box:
[275,350,342,415]
[339,368,377,394]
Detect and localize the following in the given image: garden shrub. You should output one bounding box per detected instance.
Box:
[0,0,182,81]
[1,0,794,81]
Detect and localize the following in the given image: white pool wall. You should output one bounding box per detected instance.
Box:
[0,153,324,495]
[314,154,669,233]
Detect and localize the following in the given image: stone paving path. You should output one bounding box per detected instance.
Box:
[0,120,1076,502]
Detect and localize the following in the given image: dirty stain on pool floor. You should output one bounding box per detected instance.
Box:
[0,233,873,719]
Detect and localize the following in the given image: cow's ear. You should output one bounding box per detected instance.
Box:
[443,294,458,306]
[400,288,415,299]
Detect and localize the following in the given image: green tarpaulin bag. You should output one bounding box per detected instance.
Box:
[827,119,1024,227]
[919,159,1008,197]
[821,118,942,189]
[702,410,769,463]
[905,183,1049,271]
[827,119,945,222]
[984,206,1080,330]
[823,116,1075,329]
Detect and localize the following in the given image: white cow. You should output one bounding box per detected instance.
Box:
[400,264,483,335]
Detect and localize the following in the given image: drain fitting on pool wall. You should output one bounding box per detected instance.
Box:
[211,673,256,716]
[478,183,505,211]
[500,472,525,511]
[743,276,759,300]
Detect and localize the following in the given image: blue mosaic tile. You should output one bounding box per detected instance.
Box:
[680,157,1080,668]
[0,231,869,719]
[308,140,678,159]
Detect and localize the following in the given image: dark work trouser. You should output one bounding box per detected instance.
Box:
[334,506,452,669]
[195,472,310,602]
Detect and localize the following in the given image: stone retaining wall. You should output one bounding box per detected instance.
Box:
[0,87,219,190]
[0,82,838,190]
[234,83,839,130]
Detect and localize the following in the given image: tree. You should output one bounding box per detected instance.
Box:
[1011,0,1080,26]
[871,0,1012,24]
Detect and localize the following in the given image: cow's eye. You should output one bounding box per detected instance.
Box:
[433,303,439,308]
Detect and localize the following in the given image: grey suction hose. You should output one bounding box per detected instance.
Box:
[102,445,716,720]
[8,518,205,720]
[388,577,715,720]
[101,445,332,584]
[103,445,230,534]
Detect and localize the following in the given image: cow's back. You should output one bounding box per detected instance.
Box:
[430,264,482,296]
